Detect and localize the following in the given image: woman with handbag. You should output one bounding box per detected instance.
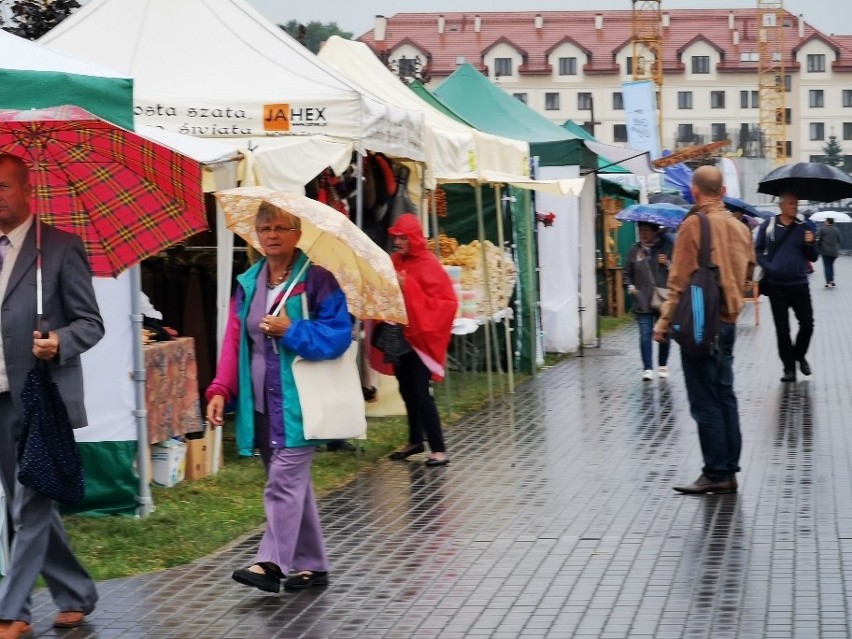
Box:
[205,201,352,593]
[624,222,674,381]
[376,213,458,466]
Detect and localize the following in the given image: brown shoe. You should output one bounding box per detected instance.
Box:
[0,621,33,639]
[673,474,736,495]
[54,611,85,628]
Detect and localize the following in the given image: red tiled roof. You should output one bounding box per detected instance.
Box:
[359,9,852,78]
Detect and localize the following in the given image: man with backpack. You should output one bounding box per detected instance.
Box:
[653,166,756,495]
[754,193,818,382]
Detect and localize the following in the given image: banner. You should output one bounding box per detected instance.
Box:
[621,81,661,160]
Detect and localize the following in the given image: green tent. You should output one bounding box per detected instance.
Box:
[561,120,629,174]
[409,80,473,126]
[0,30,138,515]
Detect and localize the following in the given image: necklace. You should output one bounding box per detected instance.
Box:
[266,251,298,289]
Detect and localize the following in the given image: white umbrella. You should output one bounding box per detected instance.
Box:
[810,211,852,223]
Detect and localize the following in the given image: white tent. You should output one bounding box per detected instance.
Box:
[39,0,425,165]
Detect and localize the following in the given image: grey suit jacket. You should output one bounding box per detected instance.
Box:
[1,220,104,434]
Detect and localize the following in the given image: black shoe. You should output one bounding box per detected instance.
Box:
[283,571,329,591]
[388,444,424,460]
[361,385,377,402]
[232,565,281,593]
[780,369,796,383]
[673,474,737,495]
[798,359,812,376]
[425,457,450,467]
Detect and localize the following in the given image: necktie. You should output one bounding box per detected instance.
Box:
[0,236,9,272]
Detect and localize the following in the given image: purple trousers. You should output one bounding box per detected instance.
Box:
[255,413,328,573]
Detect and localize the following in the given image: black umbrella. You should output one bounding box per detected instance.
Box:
[758,162,852,202]
[649,192,691,207]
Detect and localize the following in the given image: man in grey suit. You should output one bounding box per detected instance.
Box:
[0,154,104,639]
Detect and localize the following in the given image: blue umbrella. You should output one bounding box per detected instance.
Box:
[722,196,760,217]
[615,202,688,229]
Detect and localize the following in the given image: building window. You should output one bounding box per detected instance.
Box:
[844,90,852,107]
[494,58,512,77]
[710,91,726,109]
[577,92,593,110]
[785,108,792,125]
[810,122,825,140]
[678,123,695,143]
[397,58,418,79]
[677,91,693,109]
[691,56,710,74]
[844,123,852,140]
[613,124,628,142]
[784,74,792,92]
[740,90,758,108]
[558,57,577,75]
[806,54,826,72]
[613,92,624,110]
[625,56,633,75]
[545,92,561,110]
[809,90,824,108]
[513,93,528,104]
[711,123,727,141]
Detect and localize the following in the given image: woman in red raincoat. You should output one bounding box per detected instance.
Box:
[381,213,457,466]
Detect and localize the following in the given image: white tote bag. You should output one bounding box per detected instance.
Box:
[272,262,366,440]
[292,342,367,440]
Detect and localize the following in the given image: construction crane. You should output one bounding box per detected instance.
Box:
[757,0,787,164]
[631,1,664,150]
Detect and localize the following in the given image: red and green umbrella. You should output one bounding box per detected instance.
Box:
[0,104,206,277]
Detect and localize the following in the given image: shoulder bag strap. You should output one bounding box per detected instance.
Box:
[270,259,311,317]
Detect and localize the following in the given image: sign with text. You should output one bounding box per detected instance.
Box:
[621,81,661,160]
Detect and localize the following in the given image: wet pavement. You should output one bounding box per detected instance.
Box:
[28,258,852,638]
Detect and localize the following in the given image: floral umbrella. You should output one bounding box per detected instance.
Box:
[215,186,407,325]
[0,105,207,277]
[615,202,688,229]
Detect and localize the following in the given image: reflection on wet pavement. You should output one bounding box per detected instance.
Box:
[24,261,852,637]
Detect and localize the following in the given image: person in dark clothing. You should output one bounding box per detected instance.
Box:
[755,193,818,382]
[816,218,842,288]
[624,222,673,380]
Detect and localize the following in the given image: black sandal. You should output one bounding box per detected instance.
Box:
[232,563,282,593]
[283,570,329,591]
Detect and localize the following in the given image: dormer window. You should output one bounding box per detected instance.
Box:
[495,58,513,77]
[806,54,826,72]
[691,56,710,73]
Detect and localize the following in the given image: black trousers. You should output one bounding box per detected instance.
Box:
[393,351,446,453]
[767,283,814,371]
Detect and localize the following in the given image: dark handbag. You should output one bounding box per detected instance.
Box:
[17,361,85,504]
[370,322,412,364]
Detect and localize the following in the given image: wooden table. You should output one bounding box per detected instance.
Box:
[144,337,204,444]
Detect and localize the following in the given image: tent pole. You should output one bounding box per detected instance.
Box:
[431,186,452,417]
[474,184,493,400]
[494,184,514,393]
[130,265,153,518]
[355,153,364,229]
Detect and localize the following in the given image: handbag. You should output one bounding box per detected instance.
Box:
[650,286,669,312]
[272,263,366,441]
[370,322,411,363]
[17,361,85,504]
[292,342,367,440]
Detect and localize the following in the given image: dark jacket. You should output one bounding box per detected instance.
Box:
[817,224,842,258]
[624,234,673,314]
[755,214,818,287]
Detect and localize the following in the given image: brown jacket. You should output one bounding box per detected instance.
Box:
[655,200,756,333]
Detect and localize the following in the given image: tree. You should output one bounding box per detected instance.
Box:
[822,134,844,167]
[0,0,80,40]
[280,20,352,54]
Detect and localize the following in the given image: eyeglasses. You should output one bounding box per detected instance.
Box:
[256,225,299,235]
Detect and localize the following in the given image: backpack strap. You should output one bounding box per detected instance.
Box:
[696,211,713,268]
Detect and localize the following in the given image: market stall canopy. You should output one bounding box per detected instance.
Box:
[39,0,424,161]
[0,29,132,129]
[561,120,627,174]
[433,63,595,169]
[318,36,529,186]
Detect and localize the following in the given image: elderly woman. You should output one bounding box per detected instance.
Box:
[205,201,352,593]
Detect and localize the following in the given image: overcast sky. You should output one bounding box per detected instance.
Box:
[248,0,851,39]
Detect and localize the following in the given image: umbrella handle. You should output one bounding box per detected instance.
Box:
[36,316,49,339]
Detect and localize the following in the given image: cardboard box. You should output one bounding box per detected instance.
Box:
[150,440,186,487]
[185,434,211,480]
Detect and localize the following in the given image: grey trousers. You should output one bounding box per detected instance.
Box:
[0,392,97,623]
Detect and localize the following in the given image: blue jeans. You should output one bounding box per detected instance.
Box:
[679,322,741,481]
[823,255,836,284]
[636,313,669,370]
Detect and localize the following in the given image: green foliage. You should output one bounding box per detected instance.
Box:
[279,20,353,54]
[822,135,844,167]
[0,0,80,40]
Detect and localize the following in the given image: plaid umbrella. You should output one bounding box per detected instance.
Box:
[215,187,407,325]
[0,105,206,277]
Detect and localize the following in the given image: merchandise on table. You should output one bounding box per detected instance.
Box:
[438,238,517,317]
